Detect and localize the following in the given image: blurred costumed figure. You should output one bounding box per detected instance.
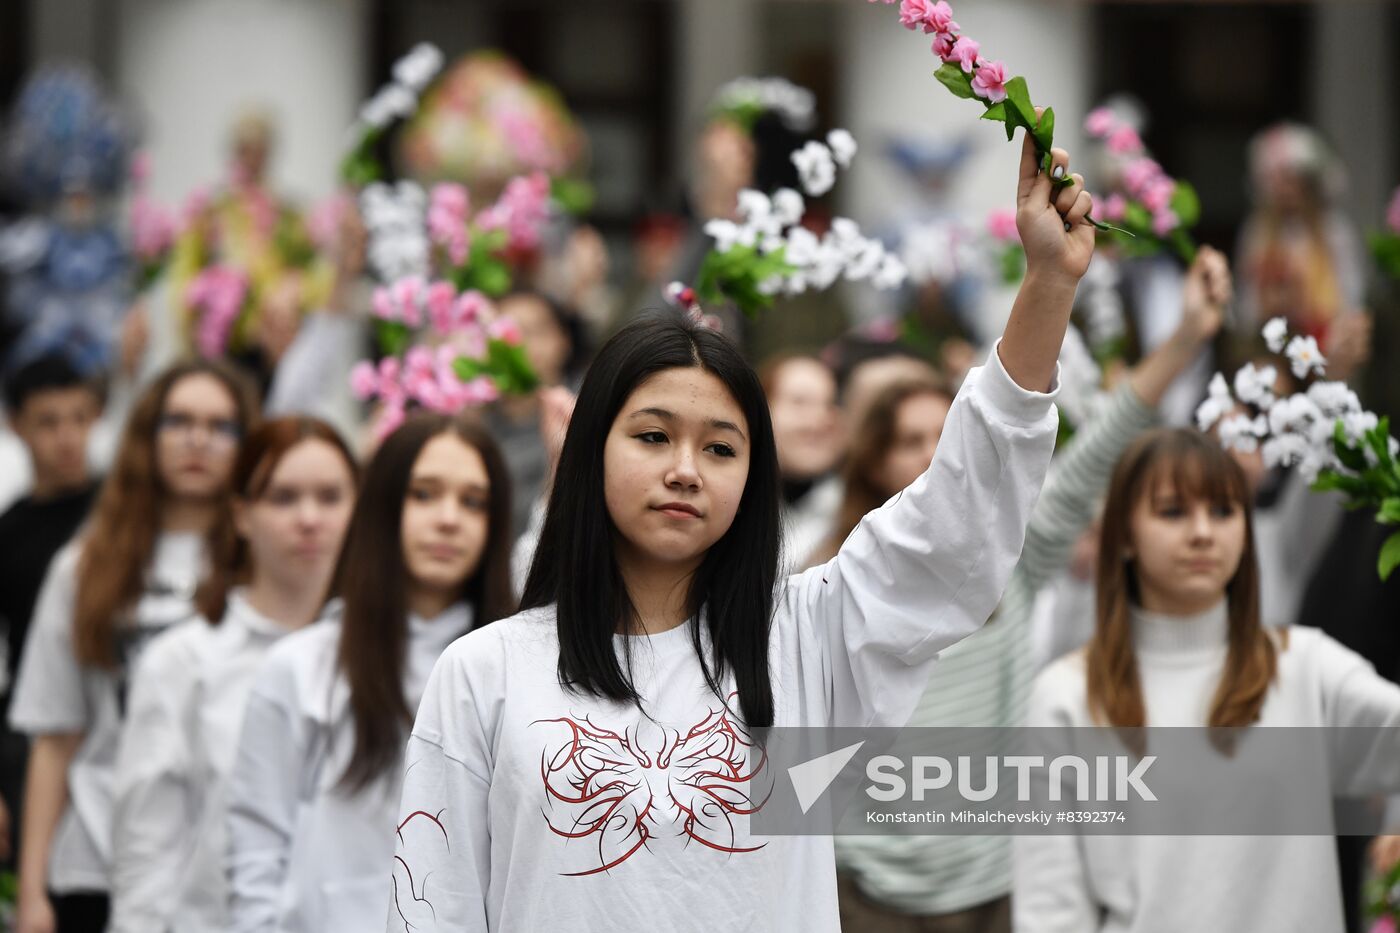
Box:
[0,66,133,379]
[165,110,331,393]
[1236,123,1370,380]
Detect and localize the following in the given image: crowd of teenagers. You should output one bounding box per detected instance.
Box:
[2,83,1400,933]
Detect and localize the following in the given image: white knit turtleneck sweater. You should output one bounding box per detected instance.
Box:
[1015,601,1400,933]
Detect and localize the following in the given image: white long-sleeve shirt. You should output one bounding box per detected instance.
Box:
[388,348,1061,933]
[225,604,471,933]
[9,532,204,893]
[109,590,307,933]
[1015,602,1400,933]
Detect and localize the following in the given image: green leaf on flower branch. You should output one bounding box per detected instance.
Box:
[1368,232,1400,280]
[1378,497,1400,525]
[1378,530,1400,581]
[1033,107,1055,156]
[1002,78,1038,141]
[999,244,1026,286]
[1366,419,1397,471]
[1170,181,1201,229]
[486,338,540,394]
[934,64,977,100]
[1168,228,1197,264]
[375,321,411,357]
[1332,421,1370,473]
[1040,152,1053,176]
[551,177,595,216]
[981,103,1008,124]
[1312,469,1372,499]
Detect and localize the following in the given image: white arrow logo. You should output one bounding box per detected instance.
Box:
[788,741,865,815]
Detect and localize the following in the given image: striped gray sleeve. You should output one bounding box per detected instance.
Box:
[1018,383,1158,595]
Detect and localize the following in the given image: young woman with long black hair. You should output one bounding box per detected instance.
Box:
[387,134,1094,931]
[10,360,256,933]
[108,416,359,933]
[223,413,514,933]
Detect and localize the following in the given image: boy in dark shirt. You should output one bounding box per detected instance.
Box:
[0,354,103,863]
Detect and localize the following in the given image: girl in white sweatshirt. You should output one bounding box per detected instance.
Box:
[1015,427,1400,933]
[224,413,515,933]
[10,360,257,933]
[109,415,359,933]
[388,134,1097,932]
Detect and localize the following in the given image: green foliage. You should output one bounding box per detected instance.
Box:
[1370,231,1400,280]
[1313,416,1400,579]
[1381,531,1400,581]
[339,128,385,188]
[934,64,976,100]
[375,320,411,357]
[1368,856,1400,926]
[551,176,595,216]
[452,338,540,395]
[449,229,512,297]
[695,245,797,320]
[273,208,317,270]
[998,243,1026,285]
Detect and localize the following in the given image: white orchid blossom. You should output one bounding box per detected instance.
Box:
[1262,316,1289,354]
[393,43,444,93]
[826,129,858,169]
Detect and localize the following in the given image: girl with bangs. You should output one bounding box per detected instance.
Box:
[108,416,359,933]
[10,360,257,933]
[1016,428,1400,933]
[223,413,514,933]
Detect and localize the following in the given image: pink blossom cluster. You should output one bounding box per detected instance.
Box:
[1085,107,1181,236]
[307,192,353,253]
[350,347,502,435]
[350,313,525,433]
[1387,185,1400,235]
[476,172,552,253]
[127,151,179,269]
[428,183,472,265]
[876,0,1009,104]
[130,195,177,263]
[500,111,565,174]
[186,265,249,359]
[986,208,1020,243]
[371,276,495,337]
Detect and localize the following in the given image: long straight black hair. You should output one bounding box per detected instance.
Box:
[521,313,782,728]
[334,413,516,791]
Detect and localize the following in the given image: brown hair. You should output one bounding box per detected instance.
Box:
[334,412,516,792]
[810,377,952,566]
[1088,428,1277,748]
[73,360,258,668]
[194,416,359,623]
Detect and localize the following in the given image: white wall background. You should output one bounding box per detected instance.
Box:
[112,0,369,206]
[837,0,1091,230]
[24,0,1396,228]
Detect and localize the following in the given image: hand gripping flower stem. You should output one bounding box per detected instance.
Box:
[932,62,1127,237]
[997,130,1096,393]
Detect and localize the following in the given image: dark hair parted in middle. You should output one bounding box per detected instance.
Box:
[334,412,515,791]
[521,313,783,728]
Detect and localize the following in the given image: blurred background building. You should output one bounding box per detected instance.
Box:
[3,0,1396,276]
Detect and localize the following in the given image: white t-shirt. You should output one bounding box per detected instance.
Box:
[388,350,1061,932]
[109,589,306,933]
[9,531,204,893]
[225,603,471,933]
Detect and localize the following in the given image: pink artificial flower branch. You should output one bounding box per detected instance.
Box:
[873,0,1127,235]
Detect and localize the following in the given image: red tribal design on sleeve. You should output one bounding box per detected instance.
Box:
[391,806,450,931]
[533,694,770,876]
